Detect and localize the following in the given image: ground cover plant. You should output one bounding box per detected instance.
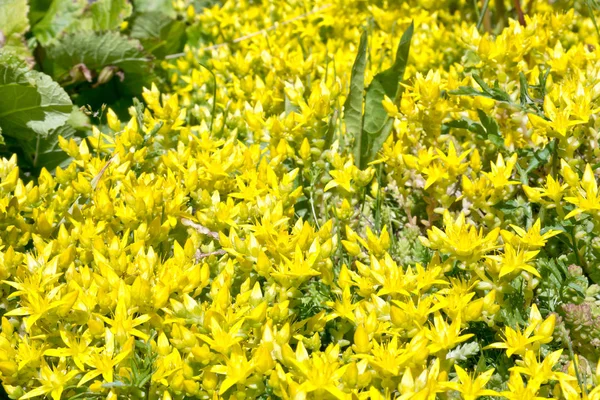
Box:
[3,0,600,398]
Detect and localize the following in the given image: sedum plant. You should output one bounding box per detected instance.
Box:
[4,0,600,399]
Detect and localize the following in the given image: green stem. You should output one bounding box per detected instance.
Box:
[564,327,588,396]
[551,138,559,179]
[198,63,217,134]
[477,0,490,31]
[587,0,600,43]
[375,164,383,232]
[472,0,480,20]
[309,191,321,230]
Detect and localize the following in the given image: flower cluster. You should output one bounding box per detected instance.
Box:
[3,0,600,399]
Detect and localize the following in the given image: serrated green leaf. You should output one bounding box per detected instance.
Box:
[32,0,88,46]
[345,30,368,167]
[48,31,150,75]
[0,59,72,142]
[132,0,176,18]
[356,22,413,169]
[0,0,32,61]
[46,31,153,103]
[130,12,187,58]
[91,0,133,31]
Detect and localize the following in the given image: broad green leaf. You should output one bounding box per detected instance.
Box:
[129,12,187,58]
[32,0,88,46]
[363,22,413,135]
[0,0,32,61]
[47,31,150,74]
[11,107,89,171]
[0,58,72,142]
[46,31,153,103]
[357,22,414,169]
[29,0,53,27]
[133,0,176,18]
[345,30,368,167]
[91,0,133,31]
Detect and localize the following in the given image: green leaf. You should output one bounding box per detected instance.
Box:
[48,31,150,75]
[476,109,504,147]
[14,107,89,171]
[32,0,88,46]
[444,110,503,147]
[29,0,53,27]
[91,0,133,31]
[519,72,536,108]
[130,12,187,58]
[363,22,413,135]
[324,108,339,150]
[46,31,153,103]
[0,0,32,61]
[345,30,368,167]
[132,0,176,18]
[356,22,414,169]
[450,73,512,104]
[441,117,481,135]
[0,57,72,142]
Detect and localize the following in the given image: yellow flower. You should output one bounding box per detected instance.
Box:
[528,96,587,138]
[398,358,447,400]
[43,330,93,371]
[19,359,79,400]
[500,219,561,249]
[284,342,350,400]
[420,210,500,263]
[565,163,600,219]
[486,305,555,357]
[483,153,520,189]
[511,349,573,388]
[211,344,255,394]
[425,313,473,354]
[443,365,498,400]
[485,243,540,278]
[499,370,546,400]
[78,329,134,387]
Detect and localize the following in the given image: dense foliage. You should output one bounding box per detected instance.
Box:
[3,0,600,399]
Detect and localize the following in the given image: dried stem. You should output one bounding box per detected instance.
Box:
[165,4,333,60]
[181,218,220,240]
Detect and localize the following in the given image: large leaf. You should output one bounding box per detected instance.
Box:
[133,0,176,18]
[8,107,90,171]
[363,22,413,135]
[91,0,133,31]
[46,31,153,113]
[0,57,72,142]
[129,12,187,58]
[29,0,54,27]
[0,0,32,61]
[345,30,368,166]
[47,31,150,75]
[32,0,88,46]
[356,22,414,169]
